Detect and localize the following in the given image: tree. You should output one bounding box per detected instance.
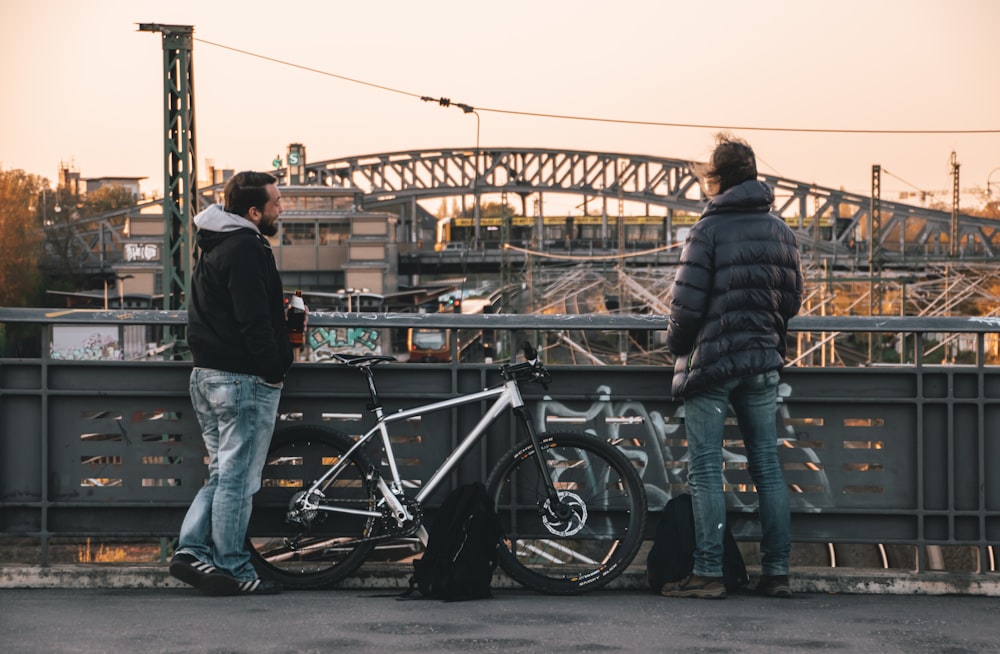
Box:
[39,184,89,292]
[963,199,1000,220]
[42,183,137,291]
[0,168,45,306]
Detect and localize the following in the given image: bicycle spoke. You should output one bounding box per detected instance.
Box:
[487,432,646,594]
[246,426,378,588]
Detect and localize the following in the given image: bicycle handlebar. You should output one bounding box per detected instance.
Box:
[500,341,551,388]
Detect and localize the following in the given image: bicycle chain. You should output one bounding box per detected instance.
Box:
[284,467,422,547]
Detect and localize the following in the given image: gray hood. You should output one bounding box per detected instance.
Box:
[194,203,260,234]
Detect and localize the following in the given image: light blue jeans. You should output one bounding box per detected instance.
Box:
[178,368,282,581]
[683,370,790,578]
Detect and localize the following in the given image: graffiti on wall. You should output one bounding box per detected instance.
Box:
[533,382,834,512]
[50,326,123,361]
[307,326,380,361]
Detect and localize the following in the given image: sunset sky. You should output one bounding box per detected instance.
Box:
[3,0,998,205]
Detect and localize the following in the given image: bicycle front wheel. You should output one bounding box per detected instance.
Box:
[486,431,647,594]
[246,425,377,588]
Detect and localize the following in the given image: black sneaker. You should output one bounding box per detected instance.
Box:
[199,570,281,597]
[756,574,793,598]
[236,578,282,595]
[168,553,219,589]
[660,574,727,599]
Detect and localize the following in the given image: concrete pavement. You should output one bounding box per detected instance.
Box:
[2,563,1000,653]
[1,582,999,653]
[2,562,999,596]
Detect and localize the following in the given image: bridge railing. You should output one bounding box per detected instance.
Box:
[0,309,997,575]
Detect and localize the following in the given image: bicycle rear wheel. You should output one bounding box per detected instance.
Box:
[485,431,647,594]
[246,425,377,588]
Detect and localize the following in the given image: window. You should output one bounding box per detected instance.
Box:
[280,195,355,211]
[281,223,315,245]
[318,222,349,245]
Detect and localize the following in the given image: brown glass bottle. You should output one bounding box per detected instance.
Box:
[287,290,306,348]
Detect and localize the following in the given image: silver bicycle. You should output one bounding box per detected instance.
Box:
[246,343,647,594]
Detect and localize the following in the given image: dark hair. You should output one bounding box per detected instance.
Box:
[692,133,758,197]
[223,171,278,217]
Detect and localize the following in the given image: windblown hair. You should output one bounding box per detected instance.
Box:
[223,171,278,217]
[692,133,758,197]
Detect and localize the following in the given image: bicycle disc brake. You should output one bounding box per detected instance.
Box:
[541,491,588,536]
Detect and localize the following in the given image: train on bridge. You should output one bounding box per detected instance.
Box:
[443,213,840,252]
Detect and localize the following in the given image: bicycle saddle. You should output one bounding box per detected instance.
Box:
[331,353,398,367]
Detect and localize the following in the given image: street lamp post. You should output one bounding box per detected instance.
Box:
[117,274,135,309]
[421,96,481,246]
[338,287,368,312]
[463,106,482,246]
[337,288,352,312]
[987,167,1000,198]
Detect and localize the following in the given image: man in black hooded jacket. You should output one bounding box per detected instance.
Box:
[169,171,294,596]
[662,135,802,600]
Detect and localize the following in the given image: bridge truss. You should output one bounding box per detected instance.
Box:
[295,147,999,261]
[516,261,1000,366]
[50,147,999,329]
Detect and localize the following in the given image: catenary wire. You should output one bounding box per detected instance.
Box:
[882,169,931,194]
[194,37,1000,136]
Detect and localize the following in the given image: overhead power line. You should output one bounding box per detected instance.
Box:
[194,38,424,100]
[882,169,929,193]
[195,37,1000,136]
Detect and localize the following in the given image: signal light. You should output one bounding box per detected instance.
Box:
[440,297,462,313]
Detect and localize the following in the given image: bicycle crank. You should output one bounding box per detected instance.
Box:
[376,496,423,538]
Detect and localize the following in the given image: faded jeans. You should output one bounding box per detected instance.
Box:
[683,370,791,578]
[178,368,282,581]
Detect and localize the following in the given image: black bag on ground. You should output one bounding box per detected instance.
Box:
[409,482,502,601]
[646,493,748,593]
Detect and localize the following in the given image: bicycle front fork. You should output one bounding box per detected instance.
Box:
[513,405,563,507]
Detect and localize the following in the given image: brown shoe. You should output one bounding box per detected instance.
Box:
[756,574,792,598]
[660,574,726,599]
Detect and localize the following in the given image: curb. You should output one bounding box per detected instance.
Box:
[2,564,998,596]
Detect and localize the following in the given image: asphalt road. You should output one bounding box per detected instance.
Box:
[2,587,998,653]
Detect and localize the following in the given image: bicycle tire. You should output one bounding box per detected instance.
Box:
[485,431,647,594]
[246,425,378,588]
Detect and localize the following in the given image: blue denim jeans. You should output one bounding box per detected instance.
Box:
[683,370,790,577]
[178,368,282,581]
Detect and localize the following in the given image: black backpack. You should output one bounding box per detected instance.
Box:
[409,482,502,601]
[646,493,748,593]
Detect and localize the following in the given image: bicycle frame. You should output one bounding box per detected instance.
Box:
[294,373,554,534]
[249,348,648,594]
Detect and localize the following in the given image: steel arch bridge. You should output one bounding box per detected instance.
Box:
[55,147,999,278]
[288,147,997,261]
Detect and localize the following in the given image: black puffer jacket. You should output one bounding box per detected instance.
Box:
[666,180,802,398]
[188,204,293,384]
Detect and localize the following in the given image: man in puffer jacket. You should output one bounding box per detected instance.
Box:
[661,134,802,600]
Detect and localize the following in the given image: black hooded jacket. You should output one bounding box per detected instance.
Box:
[666,180,802,398]
[187,204,293,384]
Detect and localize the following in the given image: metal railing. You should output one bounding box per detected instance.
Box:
[1,309,997,574]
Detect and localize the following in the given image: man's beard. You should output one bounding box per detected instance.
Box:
[258,219,278,237]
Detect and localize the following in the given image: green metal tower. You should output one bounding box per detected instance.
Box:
[139,23,197,313]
